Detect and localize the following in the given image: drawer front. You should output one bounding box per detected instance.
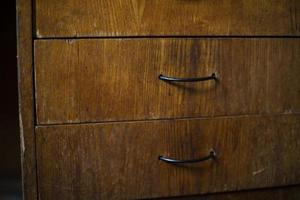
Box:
[35,39,300,125]
[36,114,300,200]
[35,0,300,37]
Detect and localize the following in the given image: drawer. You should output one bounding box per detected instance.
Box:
[36,114,300,200]
[35,0,300,38]
[35,39,300,125]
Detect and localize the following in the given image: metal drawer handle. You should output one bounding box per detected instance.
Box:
[158,73,217,83]
[159,149,216,164]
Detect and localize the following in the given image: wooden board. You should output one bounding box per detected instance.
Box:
[36,114,300,200]
[35,39,300,125]
[169,185,300,200]
[16,0,37,199]
[35,0,300,37]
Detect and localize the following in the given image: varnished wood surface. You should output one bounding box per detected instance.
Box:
[35,39,300,125]
[16,0,37,199]
[36,114,300,200]
[165,185,300,200]
[35,0,300,37]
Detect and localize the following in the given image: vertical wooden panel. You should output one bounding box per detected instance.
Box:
[17,0,37,199]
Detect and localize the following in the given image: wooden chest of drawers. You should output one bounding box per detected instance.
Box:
[17,0,300,199]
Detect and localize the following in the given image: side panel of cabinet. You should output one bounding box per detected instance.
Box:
[17,0,38,199]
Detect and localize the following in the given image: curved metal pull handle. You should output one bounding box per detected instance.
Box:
[159,73,217,83]
[159,149,216,164]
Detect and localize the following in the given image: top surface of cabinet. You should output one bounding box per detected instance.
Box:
[35,0,300,38]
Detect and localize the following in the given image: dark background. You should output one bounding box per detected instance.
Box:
[0,0,22,199]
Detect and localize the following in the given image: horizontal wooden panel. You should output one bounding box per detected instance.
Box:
[169,185,300,200]
[35,0,300,37]
[36,114,300,199]
[35,39,300,124]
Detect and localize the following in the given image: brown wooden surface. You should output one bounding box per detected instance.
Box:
[36,114,300,200]
[16,0,37,199]
[35,38,300,125]
[35,0,300,37]
[166,185,300,200]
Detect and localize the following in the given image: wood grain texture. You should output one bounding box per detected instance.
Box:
[167,185,300,200]
[35,38,300,125]
[35,0,300,37]
[16,0,37,199]
[36,114,300,200]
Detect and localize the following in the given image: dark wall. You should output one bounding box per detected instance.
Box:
[0,0,22,197]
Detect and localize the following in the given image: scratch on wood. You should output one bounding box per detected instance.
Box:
[252,168,266,176]
[19,111,25,154]
[66,39,75,44]
[36,29,41,38]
